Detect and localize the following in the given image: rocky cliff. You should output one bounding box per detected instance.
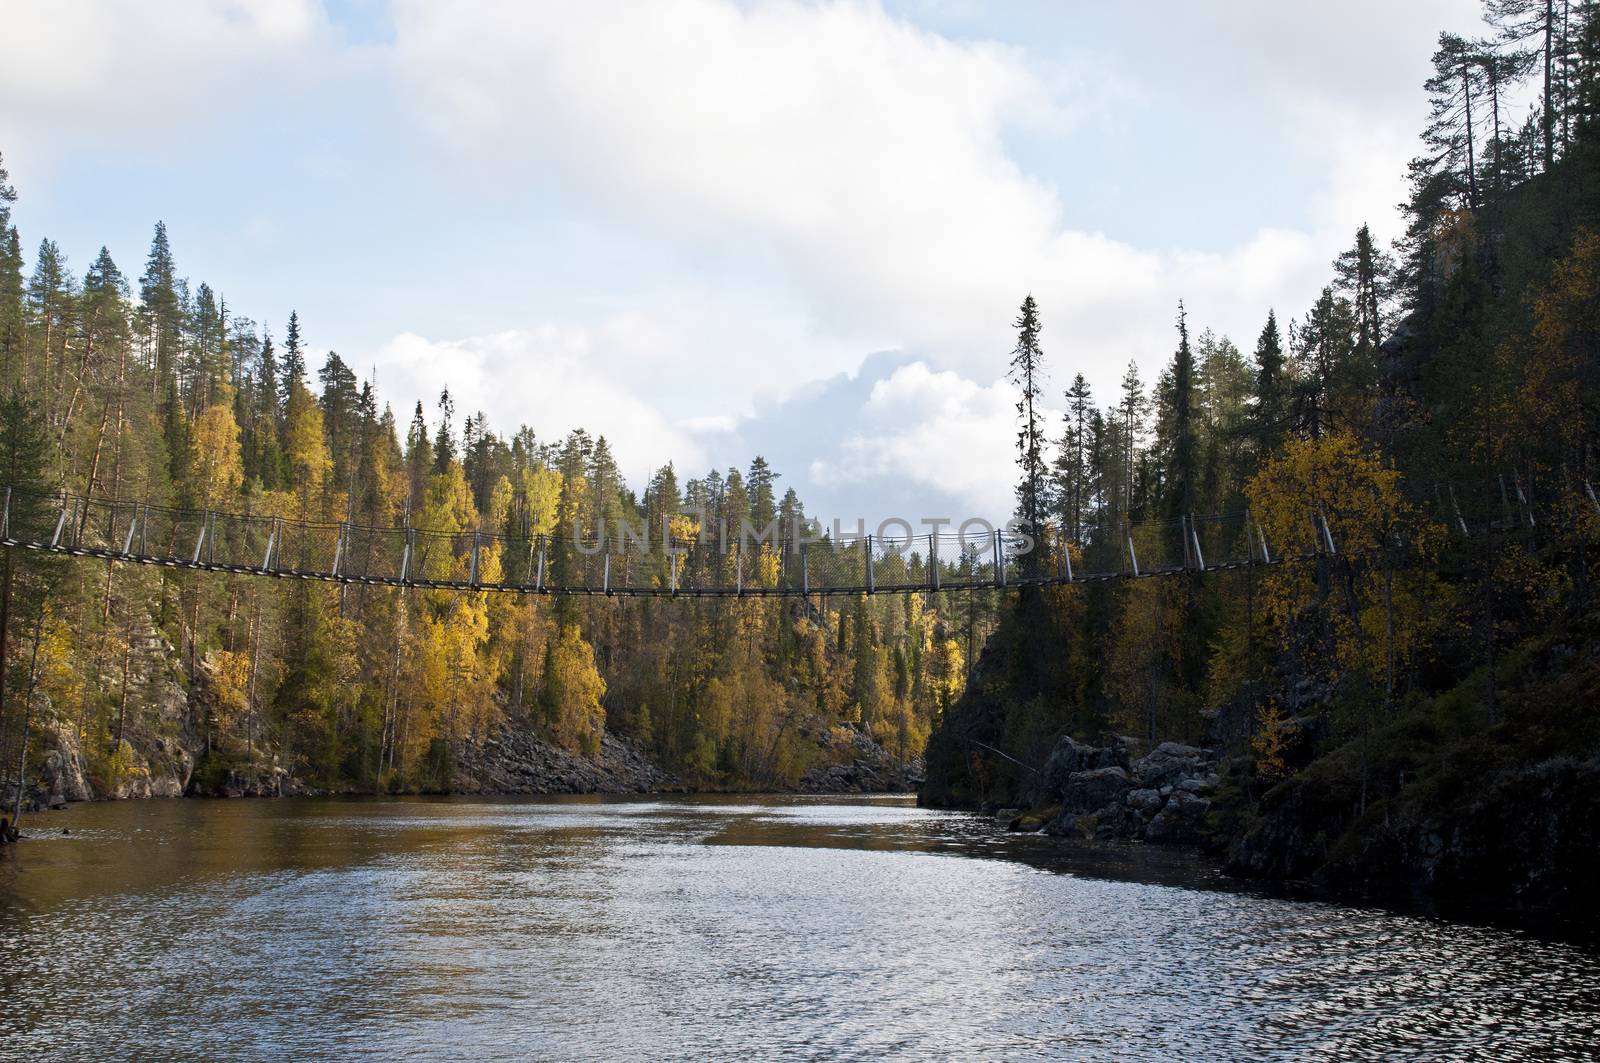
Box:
[999,735,1222,845]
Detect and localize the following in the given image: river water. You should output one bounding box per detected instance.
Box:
[1,795,1597,1061]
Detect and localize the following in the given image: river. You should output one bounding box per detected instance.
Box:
[1,795,1597,1061]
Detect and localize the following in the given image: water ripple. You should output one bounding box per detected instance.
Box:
[1,795,1595,1061]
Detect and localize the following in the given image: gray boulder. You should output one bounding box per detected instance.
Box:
[1145,789,1212,844]
[1040,736,1124,800]
[1093,803,1144,839]
[1127,787,1164,816]
[1062,765,1131,813]
[1132,742,1217,789]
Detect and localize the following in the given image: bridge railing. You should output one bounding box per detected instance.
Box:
[5,472,1598,595]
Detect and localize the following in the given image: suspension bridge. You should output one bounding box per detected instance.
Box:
[0,475,1594,598]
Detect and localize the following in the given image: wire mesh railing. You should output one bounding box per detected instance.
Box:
[1,474,1596,597]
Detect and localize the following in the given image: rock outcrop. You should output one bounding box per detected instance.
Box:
[455,725,674,794]
[1030,737,1221,844]
[797,725,923,793]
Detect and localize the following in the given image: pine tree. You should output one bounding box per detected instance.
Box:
[1424,32,1484,209]
[1487,0,1567,168]
[71,248,129,488]
[24,241,72,410]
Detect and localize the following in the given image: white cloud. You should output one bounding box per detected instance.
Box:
[375,327,715,480]
[382,0,1433,412]
[0,0,335,177]
[809,361,1027,520]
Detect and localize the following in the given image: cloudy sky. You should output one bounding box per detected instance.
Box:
[2,0,1482,523]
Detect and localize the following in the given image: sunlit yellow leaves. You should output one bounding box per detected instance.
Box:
[189,402,243,507]
[1251,701,1291,784]
[541,625,606,754]
[1246,431,1411,560]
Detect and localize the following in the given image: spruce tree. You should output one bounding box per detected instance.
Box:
[1055,373,1094,542]
[317,351,359,490]
[1252,310,1286,461]
[404,401,433,511]
[432,388,455,474]
[280,310,305,412]
[139,222,180,386]
[1334,225,1393,354]
[747,455,778,531]
[1164,302,1198,521]
[0,156,21,390]
[1008,295,1046,575]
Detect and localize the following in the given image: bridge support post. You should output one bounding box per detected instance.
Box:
[1063,538,1073,583]
[1310,509,1336,556]
[2,486,10,539]
[468,531,481,587]
[123,505,138,556]
[191,513,208,565]
[50,497,69,548]
[865,535,874,594]
[1449,485,1469,537]
[801,543,809,596]
[603,551,611,595]
[398,527,412,583]
[1513,470,1535,527]
[1190,514,1205,570]
[1249,510,1270,564]
[536,536,547,592]
[1125,523,1139,578]
[929,533,939,592]
[994,529,1006,588]
[333,522,347,577]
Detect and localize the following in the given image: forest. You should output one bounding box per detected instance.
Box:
[0,172,980,796]
[924,0,1600,909]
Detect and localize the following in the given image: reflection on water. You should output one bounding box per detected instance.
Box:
[1,795,1597,1061]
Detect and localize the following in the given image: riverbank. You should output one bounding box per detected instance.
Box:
[5,706,920,813]
[947,715,1600,942]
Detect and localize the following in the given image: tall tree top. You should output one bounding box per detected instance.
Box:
[283,310,305,387]
[1009,294,1047,558]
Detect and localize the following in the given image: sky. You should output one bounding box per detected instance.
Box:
[1,0,1485,524]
